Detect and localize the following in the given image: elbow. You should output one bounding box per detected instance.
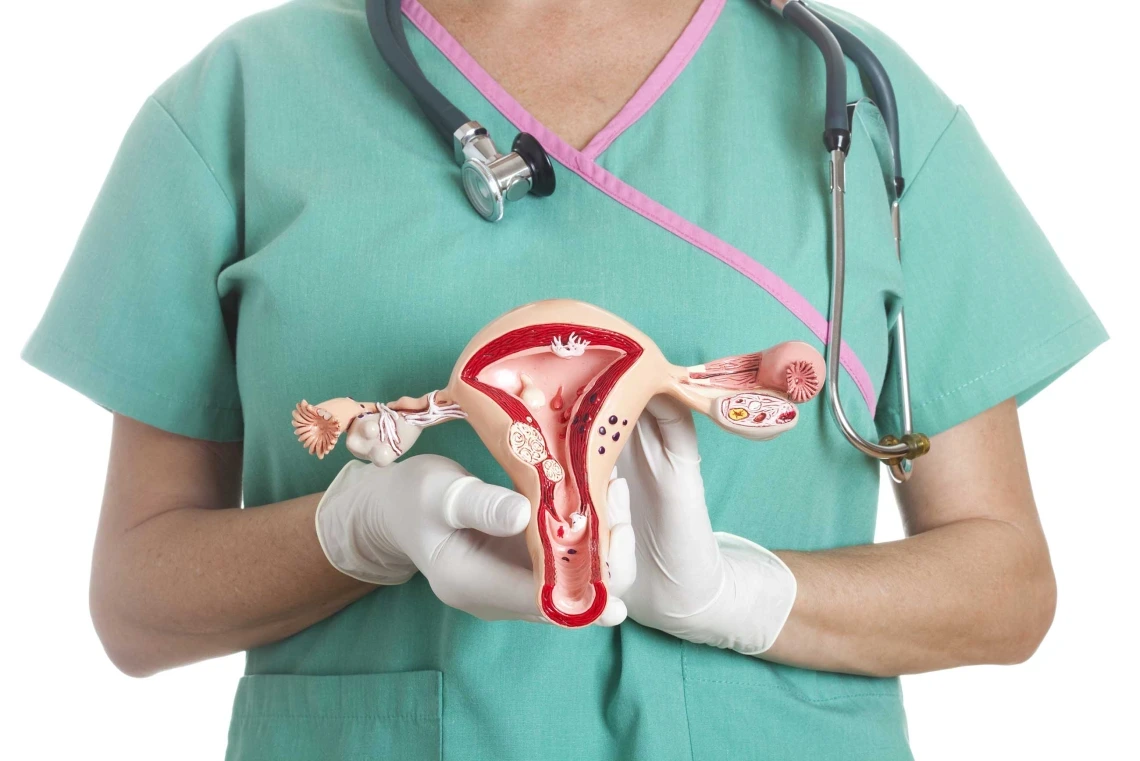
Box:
[992,560,1058,666]
[90,575,167,679]
[90,599,158,679]
[102,638,167,679]
[102,643,163,680]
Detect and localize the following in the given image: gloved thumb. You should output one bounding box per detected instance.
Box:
[444,476,532,536]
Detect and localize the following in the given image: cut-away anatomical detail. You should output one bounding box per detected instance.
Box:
[293,300,825,628]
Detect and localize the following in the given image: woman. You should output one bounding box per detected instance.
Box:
[23,0,1105,758]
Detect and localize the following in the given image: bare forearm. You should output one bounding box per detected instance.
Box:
[91,492,372,676]
[764,517,1056,677]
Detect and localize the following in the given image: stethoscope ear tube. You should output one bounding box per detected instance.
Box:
[366,0,468,145]
[806,4,903,193]
[767,1,929,479]
[805,3,923,480]
[779,2,851,151]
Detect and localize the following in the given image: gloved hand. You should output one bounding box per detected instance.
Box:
[613,395,797,655]
[316,453,633,626]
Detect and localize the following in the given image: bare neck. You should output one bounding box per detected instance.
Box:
[417,0,705,150]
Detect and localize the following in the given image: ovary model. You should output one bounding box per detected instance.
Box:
[293,300,824,628]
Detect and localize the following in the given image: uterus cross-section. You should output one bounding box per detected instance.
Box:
[463,323,642,627]
[292,299,826,628]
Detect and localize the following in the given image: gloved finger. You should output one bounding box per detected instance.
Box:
[607,524,636,598]
[443,476,531,536]
[595,595,628,627]
[607,473,631,526]
[432,532,547,623]
[605,478,636,597]
[624,418,721,567]
[644,394,701,462]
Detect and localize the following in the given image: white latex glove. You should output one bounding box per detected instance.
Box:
[316,454,633,626]
[613,396,797,655]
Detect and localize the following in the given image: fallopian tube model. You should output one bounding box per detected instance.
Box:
[293,300,824,628]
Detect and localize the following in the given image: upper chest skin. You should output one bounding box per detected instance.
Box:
[418,0,705,149]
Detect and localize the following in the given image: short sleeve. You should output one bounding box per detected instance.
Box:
[875,107,1108,439]
[21,95,244,441]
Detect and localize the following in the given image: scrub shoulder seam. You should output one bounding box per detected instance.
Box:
[146,95,241,218]
[898,105,964,202]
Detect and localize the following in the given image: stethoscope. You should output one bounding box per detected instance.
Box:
[365,0,931,481]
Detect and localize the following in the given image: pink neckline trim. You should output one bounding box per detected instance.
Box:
[580,0,725,160]
[400,0,878,416]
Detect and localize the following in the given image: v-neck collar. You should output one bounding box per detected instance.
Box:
[399,0,880,415]
[400,0,726,162]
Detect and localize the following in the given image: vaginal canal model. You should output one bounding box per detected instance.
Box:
[292,299,825,628]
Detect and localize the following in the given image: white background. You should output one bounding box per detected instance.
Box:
[2,1,1136,758]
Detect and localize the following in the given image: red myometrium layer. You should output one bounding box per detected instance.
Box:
[460,323,644,627]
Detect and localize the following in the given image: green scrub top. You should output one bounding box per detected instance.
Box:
[24,0,1106,758]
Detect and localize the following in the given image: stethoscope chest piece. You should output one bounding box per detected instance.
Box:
[455,121,556,221]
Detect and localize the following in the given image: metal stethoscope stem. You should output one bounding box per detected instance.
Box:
[760,0,931,479]
[890,203,915,440]
[827,151,929,482]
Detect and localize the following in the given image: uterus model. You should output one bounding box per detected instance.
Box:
[293,300,824,628]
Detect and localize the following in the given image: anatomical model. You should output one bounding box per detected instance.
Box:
[293,300,824,628]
